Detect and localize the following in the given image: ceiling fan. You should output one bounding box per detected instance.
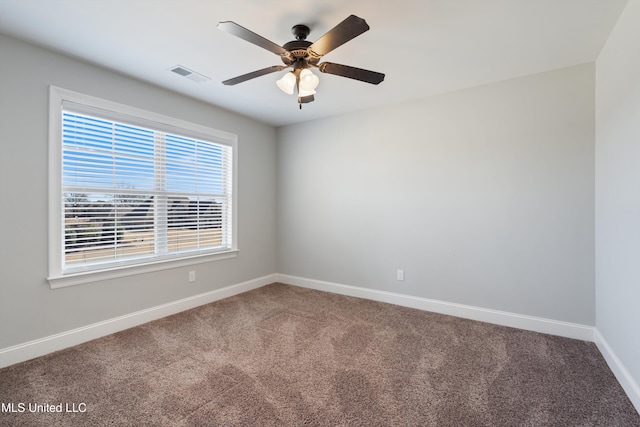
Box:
[217,15,385,108]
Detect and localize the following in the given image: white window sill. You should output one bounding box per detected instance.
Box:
[47,250,238,289]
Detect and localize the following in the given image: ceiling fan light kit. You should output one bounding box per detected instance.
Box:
[276,72,296,94]
[276,68,320,107]
[217,15,385,109]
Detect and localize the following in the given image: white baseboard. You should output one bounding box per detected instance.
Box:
[0,274,276,369]
[276,274,595,341]
[594,329,640,413]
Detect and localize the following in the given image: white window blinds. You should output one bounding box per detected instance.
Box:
[60,108,233,274]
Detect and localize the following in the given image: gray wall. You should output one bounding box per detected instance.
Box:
[596,0,640,391]
[0,34,277,349]
[277,63,595,325]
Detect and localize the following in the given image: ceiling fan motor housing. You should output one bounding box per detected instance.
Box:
[282,41,319,67]
[280,23,323,67]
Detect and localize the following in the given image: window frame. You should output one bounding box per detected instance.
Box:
[48,86,238,289]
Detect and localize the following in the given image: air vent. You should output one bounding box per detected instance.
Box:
[169,65,210,83]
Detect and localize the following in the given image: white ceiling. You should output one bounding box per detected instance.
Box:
[0,0,629,127]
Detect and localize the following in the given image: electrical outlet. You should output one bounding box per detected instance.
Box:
[188,271,196,283]
[396,269,405,281]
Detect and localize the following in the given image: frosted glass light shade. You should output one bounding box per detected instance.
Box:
[276,72,296,94]
[299,69,319,92]
[298,88,316,97]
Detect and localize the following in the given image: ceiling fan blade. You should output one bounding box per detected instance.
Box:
[222,66,286,86]
[318,62,385,85]
[217,21,287,56]
[309,15,370,57]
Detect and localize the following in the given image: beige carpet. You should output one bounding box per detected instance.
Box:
[1,283,638,426]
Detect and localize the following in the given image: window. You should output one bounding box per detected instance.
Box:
[48,87,237,288]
